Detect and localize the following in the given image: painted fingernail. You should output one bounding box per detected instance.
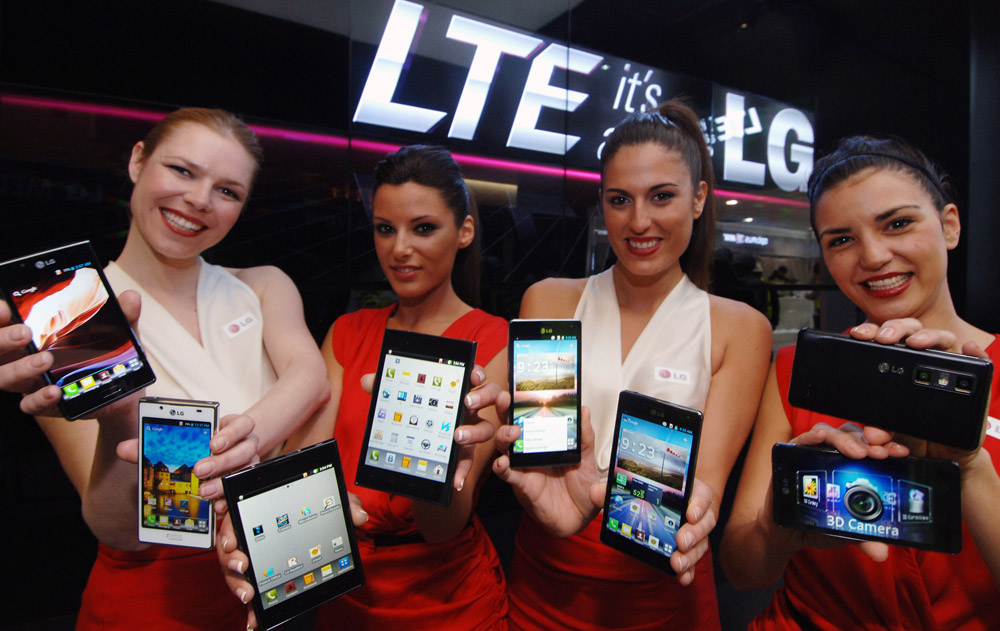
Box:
[228,559,243,572]
[236,588,248,603]
[221,536,228,550]
[457,479,465,493]
[465,392,480,408]
[692,506,702,521]
[877,326,894,339]
[456,428,467,442]
[359,509,369,523]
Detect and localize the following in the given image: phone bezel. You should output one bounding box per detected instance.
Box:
[599,390,703,574]
[354,328,477,506]
[0,240,156,420]
[770,443,963,554]
[507,319,583,468]
[137,397,218,549]
[223,439,365,631]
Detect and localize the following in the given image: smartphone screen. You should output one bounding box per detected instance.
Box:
[138,397,218,549]
[224,439,364,631]
[600,391,702,573]
[771,443,962,553]
[0,241,156,419]
[355,329,476,505]
[508,319,581,467]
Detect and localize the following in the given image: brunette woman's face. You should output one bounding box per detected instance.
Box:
[372,182,474,300]
[813,168,960,325]
[601,142,707,283]
[127,122,254,262]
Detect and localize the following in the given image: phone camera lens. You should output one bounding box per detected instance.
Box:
[844,478,883,522]
[169,409,176,416]
[957,378,973,390]
[916,370,931,382]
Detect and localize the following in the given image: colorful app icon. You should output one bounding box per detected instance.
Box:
[441,421,451,432]
[264,589,278,603]
[401,457,411,468]
[310,545,322,561]
[377,409,386,419]
[386,453,396,465]
[332,536,344,549]
[370,450,380,462]
[303,572,315,586]
[417,460,428,472]
[449,379,458,389]
[413,395,423,404]
[323,496,336,509]
[62,382,80,396]
[302,506,312,516]
[321,564,333,579]
[145,514,156,525]
[158,515,168,526]
[514,439,524,451]
[374,429,383,440]
[397,391,407,401]
[432,376,442,387]
[184,518,195,527]
[287,556,298,568]
[649,536,660,548]
[616,473,627,487]
[429,398,439,407]
[621,523,632,536]
[417,373,426,384]
[385,368,395,379]
[112,363,126,375]
[445,401,455,409]
[338,555,351,569]
[608,518,620,531]
[802,474,819,500]
[80,375,96,389]
[98,370,111,381]
[393,412,402,423]
[421,439,431,450]
[276,514,290,528]
[409,415,419,426]
[264,567,275,578]
[163,498,173,507]
[382,390,390,399]
[401,371,411,383]
[433,464,444,477]
[285,581,296,594]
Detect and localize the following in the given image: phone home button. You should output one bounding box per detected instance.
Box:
[167,534,183,541]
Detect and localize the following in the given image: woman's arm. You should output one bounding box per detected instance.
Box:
[237,266,331,456]
[411,348,506,543]
[282,321,344,453]
[960,450,1000,587]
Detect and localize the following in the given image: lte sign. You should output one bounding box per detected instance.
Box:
[353,0,602,155]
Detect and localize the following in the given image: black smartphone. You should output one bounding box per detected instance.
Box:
[223,439,364,631]
[354,328,476,506]
[508,319,582,468]
[788,328,992,450]
[771,443,962,553]
[599,391,703,574]
[138,397,218,549]
[0,241,156,420]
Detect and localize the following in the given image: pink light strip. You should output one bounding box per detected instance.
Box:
[0,94,807,204]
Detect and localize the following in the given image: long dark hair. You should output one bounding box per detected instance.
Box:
[808,136,954,236]
[599,99,715,290]
[373,145,481,306]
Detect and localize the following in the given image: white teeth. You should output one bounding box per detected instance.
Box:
[628,239,658,250]
[162,209,203,233]
[865,274,909,290]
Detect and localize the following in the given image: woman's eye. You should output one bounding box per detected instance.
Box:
[606,195,629,207]
[218,187,241,201]
[825,236,852,248]
[652,191,674,202]
[886,217,913,231]
[374,224,394,235]
[414,223,438,234]
[169,165,192,177]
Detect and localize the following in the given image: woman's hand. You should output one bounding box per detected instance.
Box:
[492,405,602,537]
[850,318,988,358]
[218,493,369,630]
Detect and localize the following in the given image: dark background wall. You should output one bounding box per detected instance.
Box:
[0,1,995,628]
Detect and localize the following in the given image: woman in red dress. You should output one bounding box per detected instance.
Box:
[722,136,1000,630]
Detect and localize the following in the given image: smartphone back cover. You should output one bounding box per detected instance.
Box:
[788,329,992,450]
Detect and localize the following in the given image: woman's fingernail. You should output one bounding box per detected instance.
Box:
[212,436,229,452]
[196,462,216,478]
[221,536,228,550]
[877,326,894,339]
[457,480,464,492]
[692,506,702,521]
[456,428,467,442]
[29,354,47,369]
[465,392,480,408]
[236,588,248,603]
[228,559,243,572]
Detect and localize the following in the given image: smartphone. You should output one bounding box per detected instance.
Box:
[354,328,477,506]
[0,241,156,420]
[599,391,703,574]
[771,443,962,553]
[138,397,218,549]
[508,319,582,468]
[223,439,364,631]
[788,328,992,450]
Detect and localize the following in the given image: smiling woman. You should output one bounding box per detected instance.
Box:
[0,108,330,631]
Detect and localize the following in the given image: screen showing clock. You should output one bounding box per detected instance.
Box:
[605,413,694,558]
[510,336,579,454]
